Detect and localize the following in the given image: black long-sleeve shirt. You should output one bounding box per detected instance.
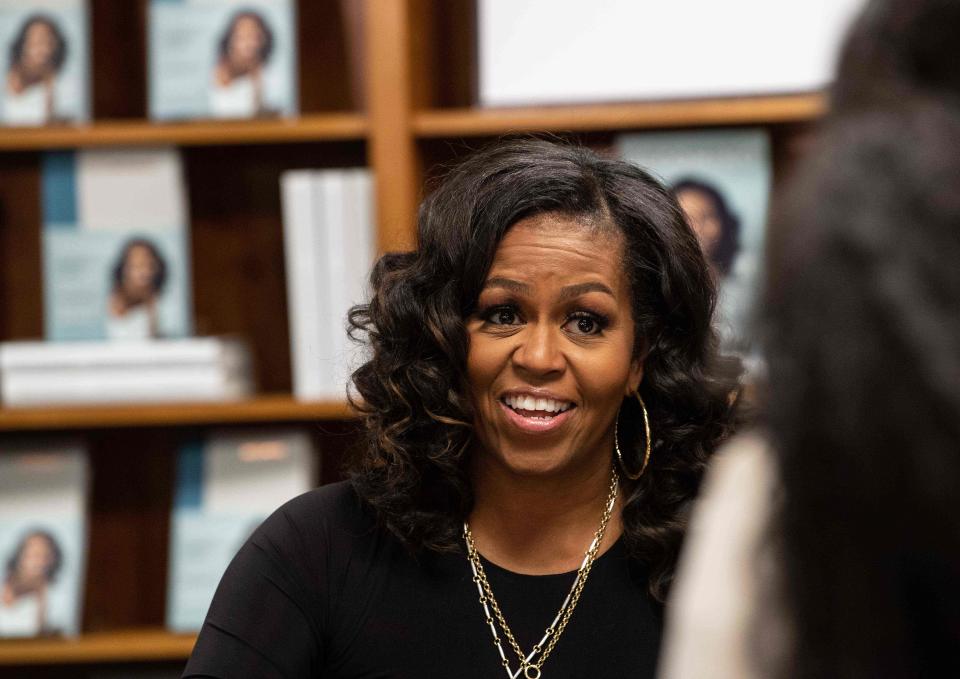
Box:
[183,481,661,678]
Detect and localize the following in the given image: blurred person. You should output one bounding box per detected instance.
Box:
[107,238,168,340]
[0,530,63,636]
[672,178,741,279]
[5,14,67,125]
[211,10,275,118]
[658,0,960,677]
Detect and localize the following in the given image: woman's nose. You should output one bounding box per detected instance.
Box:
[512,324,566,377]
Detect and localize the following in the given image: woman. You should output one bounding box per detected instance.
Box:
[0,530,62,636]
[5,14,67,125]
[659,1,960,677]
[210,10,274,118]
[107,238,168,340]
[672,178,741,279]
[184,139,740,678]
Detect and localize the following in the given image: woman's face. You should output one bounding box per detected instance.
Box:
[466,213,643,478]
[122,245,159,296]
[17,535,53,583]
[228,16,265,69]
[22,22,57,74]
[677,188,722,260]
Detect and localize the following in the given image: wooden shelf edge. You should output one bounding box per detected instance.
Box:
[412,93,828,137]
[0,628,195,665]
[0,394,356,431]
[0,113,367,150]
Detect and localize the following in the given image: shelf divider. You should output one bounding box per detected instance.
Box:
[0,628,196,666]
[0,394,355,431]
[0,113,367,151]
[412,93,827,137]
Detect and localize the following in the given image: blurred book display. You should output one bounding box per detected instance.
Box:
[166,428,317,631]
[0,441,88,638]
[148,0,298,121]
[281,168,376,400]
[0,337,252,406]
[0,0,89,126]
[478,0,865,106]
[42,147,192,342]
[617,129,772,353]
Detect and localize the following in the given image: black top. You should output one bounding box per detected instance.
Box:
[182,481,662,679]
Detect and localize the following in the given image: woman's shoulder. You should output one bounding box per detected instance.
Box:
[260,479,374,541]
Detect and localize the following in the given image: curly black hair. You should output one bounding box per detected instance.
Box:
[8,14,67,74]
[349,139,742,601]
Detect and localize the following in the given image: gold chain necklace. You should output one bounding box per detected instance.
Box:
[463,467,620,679]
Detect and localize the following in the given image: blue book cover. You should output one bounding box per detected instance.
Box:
[0,441,89,638]
[166,428,317,632]
[41,148,193,341]
[617,129,772,353]
[149,0,298,121]
[0,0,89,126]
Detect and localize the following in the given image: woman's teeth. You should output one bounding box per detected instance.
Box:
[503,394,573,415]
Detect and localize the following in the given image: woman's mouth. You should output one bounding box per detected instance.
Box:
[499,394,576,433]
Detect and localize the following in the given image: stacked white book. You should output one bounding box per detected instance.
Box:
[280,168,376,401]
[0,337,252,406]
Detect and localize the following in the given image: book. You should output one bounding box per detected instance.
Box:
[0,0,89,126]
[0,338,252,405]
[166,428,317,632]
[0,441,88,638]
[41,148,192,342]
[617,128,772,353]
[0,337,248,371]
[148,0,298,121]
[478,0,866,106]
[281,168,375,400]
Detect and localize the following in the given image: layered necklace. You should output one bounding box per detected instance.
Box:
[463,466,620,679]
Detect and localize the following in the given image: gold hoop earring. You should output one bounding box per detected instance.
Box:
[614,392,652,480]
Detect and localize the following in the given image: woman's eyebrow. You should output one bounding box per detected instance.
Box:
[558,282,615,300]
[482,277,530,294]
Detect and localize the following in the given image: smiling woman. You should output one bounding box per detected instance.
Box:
[183,139,742,679]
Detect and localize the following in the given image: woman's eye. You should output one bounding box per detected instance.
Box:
[564,313,604,336]
[485,306,520,326]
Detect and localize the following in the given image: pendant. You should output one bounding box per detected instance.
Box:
[523,666,542,679]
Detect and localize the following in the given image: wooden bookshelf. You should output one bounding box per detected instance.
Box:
[412,93,827,137]
[0,0,829,673]
[0,629,195,665]
[0,395,355,432]
[0,113,367,151]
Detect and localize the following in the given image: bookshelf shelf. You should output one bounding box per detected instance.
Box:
[0,113,367,151]
[0,628,195,665]
[412,93,827,137]
[0,395,355,431]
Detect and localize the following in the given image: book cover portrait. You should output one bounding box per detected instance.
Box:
[618,128,772,353]
[149,0,298,121]
[0,0,89,126]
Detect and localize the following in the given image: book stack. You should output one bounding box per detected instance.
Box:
[0,337,252,406]
[280,168,376,400]
[0,441,88,638]
[166,427,317,631]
